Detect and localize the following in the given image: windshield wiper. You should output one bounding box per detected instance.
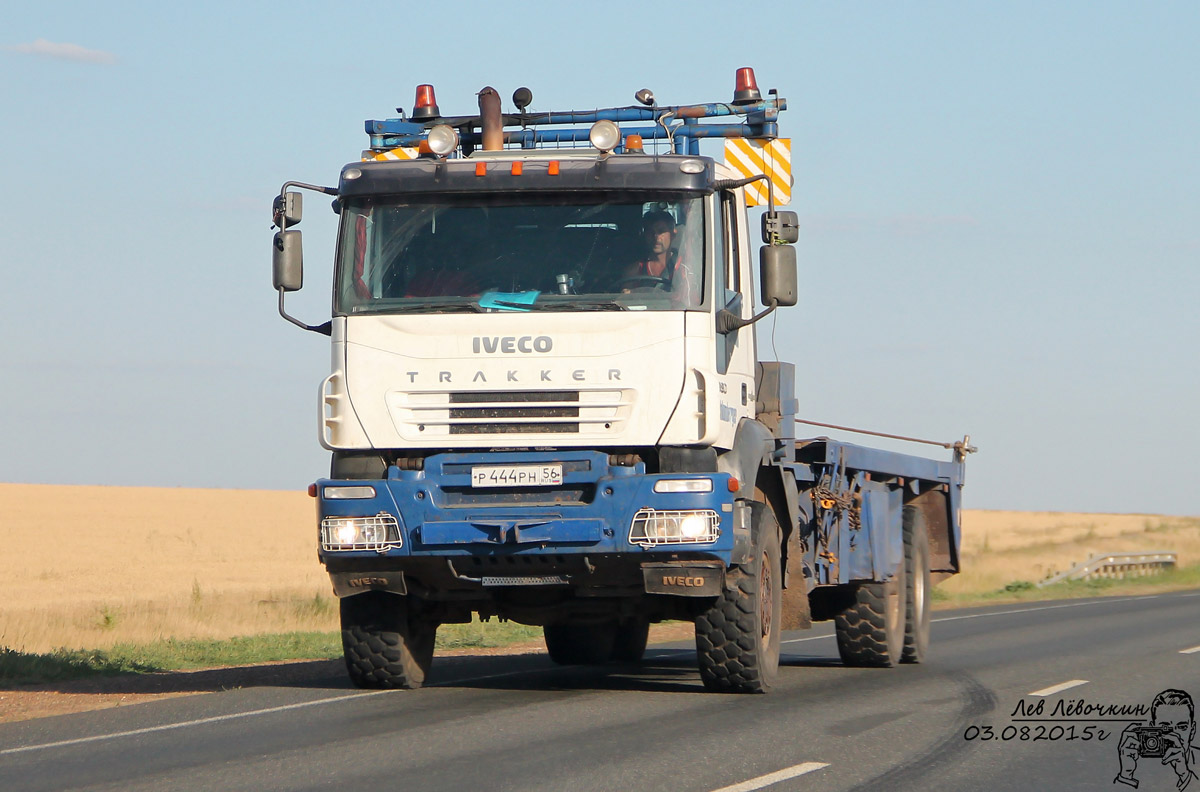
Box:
[492,299,628,311]
[392,301,485,313]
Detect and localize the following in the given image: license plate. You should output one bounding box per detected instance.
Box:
[470,464,563,488]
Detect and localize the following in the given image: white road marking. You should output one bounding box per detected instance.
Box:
[782,634,833,646]
[1181,645,1200,654]
[1030,680,1088,697]
[709,762,830,792]
[0,665,548,757]
[930,595,1160,624]
[0,690,394,757]
[784,594,1173,644]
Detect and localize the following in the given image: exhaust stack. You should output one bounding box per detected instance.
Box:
[478,86,503,151]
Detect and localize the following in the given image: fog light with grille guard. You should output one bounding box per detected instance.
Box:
[629,508,720,547]
[320,513,401,553]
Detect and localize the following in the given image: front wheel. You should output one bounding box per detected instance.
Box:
[695,502,782,693]
[341,591,437,689]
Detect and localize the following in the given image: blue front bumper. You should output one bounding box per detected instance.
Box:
[316,450,736,565]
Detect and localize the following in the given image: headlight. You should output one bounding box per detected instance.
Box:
[653,478,714,494]
[320,513,401,553]
[629,509,720,547]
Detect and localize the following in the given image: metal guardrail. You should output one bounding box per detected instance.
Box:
[1037,551,1177,587]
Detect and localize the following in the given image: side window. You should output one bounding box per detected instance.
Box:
[715,193,743,374]
[723,194,741,299]
[713,197,728,373]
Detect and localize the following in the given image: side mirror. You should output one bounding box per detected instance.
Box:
[273,230,303,292]
[273,191,303,228]
[760,245,797,306]
[761,210,799,244]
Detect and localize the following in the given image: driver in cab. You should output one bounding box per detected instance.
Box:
[618,210,699,304]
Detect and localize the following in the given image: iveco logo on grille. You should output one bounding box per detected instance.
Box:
[472,336,553,354]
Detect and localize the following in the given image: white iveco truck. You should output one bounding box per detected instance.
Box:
[271,68,971,692]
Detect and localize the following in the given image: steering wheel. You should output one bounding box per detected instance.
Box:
[613,275,671,291]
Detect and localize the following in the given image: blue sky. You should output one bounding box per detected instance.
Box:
[2,2,1196,515]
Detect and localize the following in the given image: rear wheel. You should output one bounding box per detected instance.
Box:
[694,502,782,693]
[611,618,650,663]
[543,623,617,665]
[901,506,931,664]
[341,591,437,689]
[834,539,906,667]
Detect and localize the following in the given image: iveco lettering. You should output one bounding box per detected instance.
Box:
[472,336,554,354]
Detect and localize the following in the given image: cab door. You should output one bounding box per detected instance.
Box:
[711,189,758,447]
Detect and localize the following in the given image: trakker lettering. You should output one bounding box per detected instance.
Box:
[405,369,621,383]
[472,336,553,354]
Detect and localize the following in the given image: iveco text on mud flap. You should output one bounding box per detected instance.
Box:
[271,67,975,692]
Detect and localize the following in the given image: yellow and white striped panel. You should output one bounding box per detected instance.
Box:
[364,147,419,162]
[723,138,792,207]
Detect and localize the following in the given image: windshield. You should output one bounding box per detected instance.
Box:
[334,192,706,314]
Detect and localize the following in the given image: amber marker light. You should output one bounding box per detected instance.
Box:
[733,67,761,104]
[727,477,740,492]
[511,161,523,175]
[548,160,560,175]
[412,84,440,120]
[475,162,487,176]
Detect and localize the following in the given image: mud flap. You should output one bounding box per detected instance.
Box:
[329,570,407,598]
[642,563,724,596]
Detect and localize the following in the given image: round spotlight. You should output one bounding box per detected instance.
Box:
[588,120,620,153]
[679,514,708,539]
[335,522,359,545]
[427,125,459,156]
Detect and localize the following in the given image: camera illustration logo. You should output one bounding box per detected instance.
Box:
[1116,689,1197,790]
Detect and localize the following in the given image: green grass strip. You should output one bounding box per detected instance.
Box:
[1,619,544,687]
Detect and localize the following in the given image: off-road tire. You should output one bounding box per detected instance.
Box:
[611,618,650,663]
[901,506,931,664]
[341,591,437,689]
[543,623,617,665]
[694,502,782,693]
[834,537,906,667]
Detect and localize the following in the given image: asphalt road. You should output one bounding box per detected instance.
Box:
[2,590,1198,792]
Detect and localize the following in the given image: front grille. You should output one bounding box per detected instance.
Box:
[450,390,578,433]
[390,389,632,438]
[440,483,595,507]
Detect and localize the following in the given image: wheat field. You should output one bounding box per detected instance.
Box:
[1,484,1196,653]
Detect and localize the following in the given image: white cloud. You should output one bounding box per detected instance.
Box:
[6,38,117,65]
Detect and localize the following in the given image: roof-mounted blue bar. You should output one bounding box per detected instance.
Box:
[364,96,786,154]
